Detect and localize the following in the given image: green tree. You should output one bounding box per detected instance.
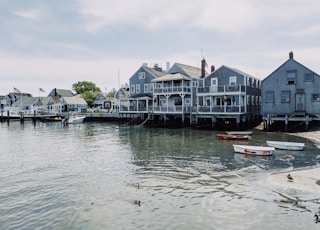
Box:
[72,81,101,94]
[82,91,97,107]
[72,81,101,107]
[106,88,116,97]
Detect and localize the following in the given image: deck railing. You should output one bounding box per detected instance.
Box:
[154,86,191,94]
[197,85,246,94]
[198,105,246,113]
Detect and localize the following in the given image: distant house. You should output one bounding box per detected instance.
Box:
[120,64,166,113]
[1,92,31,110]
[48,88,75,98]
[11,96,56,114]
[261,52,320,130]
[196,64,261,129]
[47,88,87,112]
[115,85,130,112]
[93,92,106,109]
[60,95,88,112]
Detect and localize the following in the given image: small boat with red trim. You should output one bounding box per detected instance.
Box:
[232,144,275,156]
[217,134,250,140]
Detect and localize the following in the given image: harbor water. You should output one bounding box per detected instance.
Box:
[0,121,320,229]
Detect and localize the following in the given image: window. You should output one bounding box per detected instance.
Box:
[192,81,198,87]
[149,83,154,93]
[281,91,290,103]
[144,84,148,93]
[304,73,314,82]
[287,71,296,85]
[138,72,145,79]
[266,91,274,103]
[136,84,140,94]
[185,98,191,105]
[229,76,237,86]
[131,85,135,94]
[312,94,320,101]
[211,78,218,86]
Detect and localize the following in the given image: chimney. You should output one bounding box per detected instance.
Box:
[166,61,170,71]
[211,65,215,73]
[201,58,206,78]
[289,51,293,59]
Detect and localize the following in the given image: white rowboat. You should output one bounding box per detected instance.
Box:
[266,141,304,151]
[226,131,253,135]
[233,144,275,156]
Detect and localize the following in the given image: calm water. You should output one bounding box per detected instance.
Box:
[0,121,320,229]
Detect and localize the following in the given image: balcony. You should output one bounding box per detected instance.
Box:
[154,86,191,94]
[198,105,245,113]
[153,106,191,113]
[197,85,245,94]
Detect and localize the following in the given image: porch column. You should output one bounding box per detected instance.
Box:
[305,115,309,130]
[285,115,289,131]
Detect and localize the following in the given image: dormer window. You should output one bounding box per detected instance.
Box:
[287,71,296,85]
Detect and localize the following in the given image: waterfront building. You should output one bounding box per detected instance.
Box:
[119,64,166,116]
[196,65,261,129]
[151,61,206,126]
[261,52,320,130]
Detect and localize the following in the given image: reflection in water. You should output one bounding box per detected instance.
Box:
[0,122,319,229]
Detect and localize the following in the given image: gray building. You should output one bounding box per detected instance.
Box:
[196,65,261,129]
[261,52,320,130]
[119,64,166,114]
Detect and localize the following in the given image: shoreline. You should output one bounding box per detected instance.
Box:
[287,130,320,147]
[266,129,320,194]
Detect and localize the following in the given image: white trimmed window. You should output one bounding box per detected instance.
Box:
[149,83,154,93]
[229,76,237,86]
[144,84,149,93]
[136,84,140,94]
[138,72,146,79]
[211,78,218,86]
[131,85,135,94]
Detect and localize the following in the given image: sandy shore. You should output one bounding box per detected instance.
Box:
[266,129,320,194]
[287,130,320,146]
[267,167,320,193]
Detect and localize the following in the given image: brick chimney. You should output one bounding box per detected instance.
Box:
[201,58,206,78]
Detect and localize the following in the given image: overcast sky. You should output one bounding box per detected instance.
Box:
[1,0,320,96]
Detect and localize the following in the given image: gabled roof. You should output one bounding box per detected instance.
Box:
[12,97,40,106]
[12,96,56,107]
[129,65,167,80]
[152,73,191,82]
[143,66,167,78]
[207,65,256,79]
[172,63,205,78]
[49,88,74,97]
[262,56,320,83]
[63,96,87,105]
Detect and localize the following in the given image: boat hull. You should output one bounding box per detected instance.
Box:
[226,131,252,135]
[217,134,250,140]
[65,116,86,124]
[233,144,275,156]
[266,141,304,150]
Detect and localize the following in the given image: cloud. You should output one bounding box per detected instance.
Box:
[13,9,43,20]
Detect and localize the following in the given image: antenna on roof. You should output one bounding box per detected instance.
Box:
[118,67,120,89]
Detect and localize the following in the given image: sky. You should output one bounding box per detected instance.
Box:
[1,0,320,96]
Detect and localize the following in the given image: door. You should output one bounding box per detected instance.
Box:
[295,93,305,111]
